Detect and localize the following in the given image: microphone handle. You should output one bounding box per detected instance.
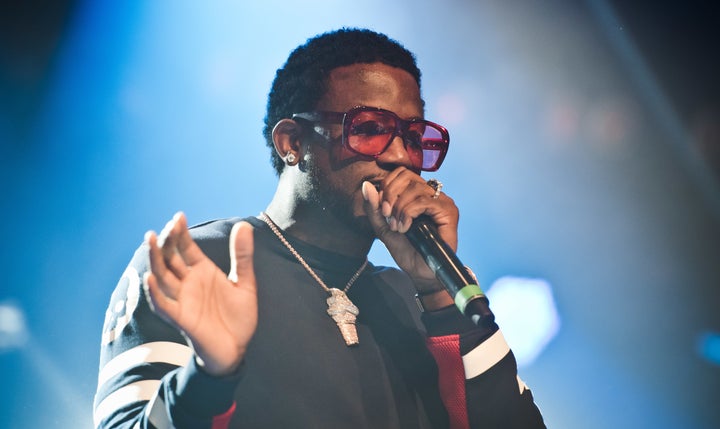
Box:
[405,215,495,326]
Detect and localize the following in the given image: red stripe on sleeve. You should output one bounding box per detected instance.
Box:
[426,334,469,429]
[211,401,236,429]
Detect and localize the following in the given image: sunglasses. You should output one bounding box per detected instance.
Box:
[292,106,450,172]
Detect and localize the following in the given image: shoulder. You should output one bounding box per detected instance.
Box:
[365,264,418,309]
[370,264,414,288]
[187,217,253,272]
[188,217,244,241]
[357,264,427,334]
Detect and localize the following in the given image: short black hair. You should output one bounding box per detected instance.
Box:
[263,28,422,175]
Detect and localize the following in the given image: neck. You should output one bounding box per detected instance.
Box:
[263,178,374,258]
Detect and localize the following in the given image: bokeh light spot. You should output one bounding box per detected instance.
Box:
[0,301,29,351]
[486,276,560,367]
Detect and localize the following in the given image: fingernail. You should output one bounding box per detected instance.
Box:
[158,224,172,247]
[160,220,173,234]
[387,216,397,231]
[381,201,392,217]
[396,216,405,233]
[399,218,411,233]
[361,181,370,201]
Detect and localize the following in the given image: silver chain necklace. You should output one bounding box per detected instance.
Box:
[260,212,368,346]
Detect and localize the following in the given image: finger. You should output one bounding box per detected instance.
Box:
[143,271,180,323]
[362,181,388,230]
[397,198,459,249]
[392,180,449,233]
[382,182,432,233]
[147,230,169,278]
[156,213,191,279]
[362,181,381,213]
[375,168,411,230]
[378,168,409,217]
[380,169,425,218]
[395,196,440,233]
[361,182,427,271]
[391,183,431,226]
[173,212,208,267]
[229,221,256,293]
[164,250,190,280]
[156,213,181,249]
[146,230,183,299]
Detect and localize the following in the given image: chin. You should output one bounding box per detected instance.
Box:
[350,214,375,236]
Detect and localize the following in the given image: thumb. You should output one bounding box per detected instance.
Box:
[228,221,255,286]
[361,181,417,267]
[362,181,404,249]
[362,181,390,235]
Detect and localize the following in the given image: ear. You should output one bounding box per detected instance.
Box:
[272,119,303,166]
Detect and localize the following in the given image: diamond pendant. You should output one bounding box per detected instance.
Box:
[326,288,360,346]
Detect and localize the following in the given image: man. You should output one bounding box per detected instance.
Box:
[94,28,545,428]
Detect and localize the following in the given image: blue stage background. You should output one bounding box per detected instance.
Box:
[1,1,719,427]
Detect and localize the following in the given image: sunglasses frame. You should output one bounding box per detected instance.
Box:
[292,106,450,172]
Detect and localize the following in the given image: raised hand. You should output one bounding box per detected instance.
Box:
[143,212,258,376]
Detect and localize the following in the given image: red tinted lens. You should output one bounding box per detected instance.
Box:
[344,108,448,171]
[419,125,447,171]
[346,111,396,155]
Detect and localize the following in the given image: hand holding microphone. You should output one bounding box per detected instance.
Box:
[361,176,494,327]
[405,214,495,327]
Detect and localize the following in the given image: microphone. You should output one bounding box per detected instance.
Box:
[405,215,495,327]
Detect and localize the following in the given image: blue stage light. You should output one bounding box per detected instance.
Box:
[486,276,560,367]
[0,301,27,352]
[697,331,720,366]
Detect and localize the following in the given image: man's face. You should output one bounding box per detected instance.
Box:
[301,62,425,234]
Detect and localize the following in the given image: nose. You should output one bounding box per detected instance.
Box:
[375,135,419,171]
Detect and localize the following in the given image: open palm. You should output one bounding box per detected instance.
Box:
[144,213,258,376]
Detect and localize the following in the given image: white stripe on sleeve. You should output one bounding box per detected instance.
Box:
[462,329,511,379]
[146,390,172,429]
[98,341,193,388]
[94,379,161,427]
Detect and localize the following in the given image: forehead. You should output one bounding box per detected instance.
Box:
[317,62,423,118]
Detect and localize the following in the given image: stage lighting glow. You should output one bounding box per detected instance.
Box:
[486,276,560,367]
[697,331,720,366]
[436,92,468,126]
[0,301,28,351]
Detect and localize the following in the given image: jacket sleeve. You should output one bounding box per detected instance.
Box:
[421,305,546,429]
[93,243,240,429]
